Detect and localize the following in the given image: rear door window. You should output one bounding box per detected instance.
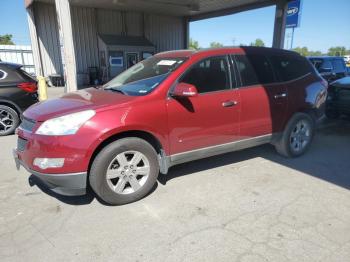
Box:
[181,56,231,93]
[270,55,312,82]
[234,55,276,86]
[18,68,36,81]
[234,55,259,86]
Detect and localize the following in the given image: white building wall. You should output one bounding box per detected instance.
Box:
[30,3,186,81]
[125,12,143,36]
[96,9,123,35]
[34,2,63,77]
[71,6,99,83]
[145,14,185,52]
[0,45,35,74]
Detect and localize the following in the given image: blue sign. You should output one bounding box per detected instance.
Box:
[286,0,302,28]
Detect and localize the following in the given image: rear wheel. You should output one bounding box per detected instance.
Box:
[89,137,159,205]
[0,105,19,136]
[275,113,314,158]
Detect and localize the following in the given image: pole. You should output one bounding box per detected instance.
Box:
[290,27,295,50]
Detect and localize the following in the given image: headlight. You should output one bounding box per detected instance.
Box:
[36,110,95,136]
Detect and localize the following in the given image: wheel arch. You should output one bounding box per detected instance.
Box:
[0,99,22,117]
[298,107,320,124]
[88,130,167,175]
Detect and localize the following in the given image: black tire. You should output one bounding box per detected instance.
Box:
[325,109,339,119]
[89,137,159,205]
[274,112,315,158]
[0,105,20,136]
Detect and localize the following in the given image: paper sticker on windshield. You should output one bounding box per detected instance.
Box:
[157,60,177,66]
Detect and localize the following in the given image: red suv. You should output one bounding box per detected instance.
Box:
[13,47,327,205]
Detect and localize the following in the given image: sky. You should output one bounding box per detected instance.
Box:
[190,0,350,52]
[0,0,30,45]
[0,0,349,53]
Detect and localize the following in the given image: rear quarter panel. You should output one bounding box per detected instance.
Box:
[285,74,327,125]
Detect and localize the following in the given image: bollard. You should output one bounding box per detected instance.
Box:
[37,76,48,101]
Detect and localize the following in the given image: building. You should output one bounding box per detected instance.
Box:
[25,0,290,91]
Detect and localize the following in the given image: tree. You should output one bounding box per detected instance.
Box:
[292,47,323,56]
[328,46,347,56]
[250,38,265,47]
[308,50,323,56]
[209,41,224,48]
[292,46,309,56]
[189,38,200,50]
[0,34,15,45]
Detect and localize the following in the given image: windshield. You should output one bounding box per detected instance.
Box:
[104,56,186,96]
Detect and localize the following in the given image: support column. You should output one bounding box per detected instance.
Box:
[26,5,43,77]
[272,0,288,49]
[183,17,190,49]
[55,0,77,92]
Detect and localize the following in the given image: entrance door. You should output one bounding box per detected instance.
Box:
[126,53,139,68]
[167,56,241,155]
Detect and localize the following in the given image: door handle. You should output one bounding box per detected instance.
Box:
[274,93,287,99]
[222,100,238,107]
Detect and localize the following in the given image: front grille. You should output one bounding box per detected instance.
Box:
[17,137,28,152]
[20,118,36,132]
[338,89,350,102]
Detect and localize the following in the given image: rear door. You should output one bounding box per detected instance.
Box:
[233,54,288,137]
[166,55,241,155]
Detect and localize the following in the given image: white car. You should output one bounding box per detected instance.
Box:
[344,55,350,64]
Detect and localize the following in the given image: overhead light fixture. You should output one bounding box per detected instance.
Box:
[112,0,126,5]
[146,0,200,11]
[189,3,200,12]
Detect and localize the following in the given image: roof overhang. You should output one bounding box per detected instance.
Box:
[26,0,288,21]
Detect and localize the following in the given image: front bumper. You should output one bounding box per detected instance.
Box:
[13,149,87,196]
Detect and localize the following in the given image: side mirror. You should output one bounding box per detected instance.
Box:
[171,82,198,98]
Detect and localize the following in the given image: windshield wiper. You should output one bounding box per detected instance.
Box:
[107,87,127,95]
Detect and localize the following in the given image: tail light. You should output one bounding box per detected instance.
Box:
[18,82,37,93]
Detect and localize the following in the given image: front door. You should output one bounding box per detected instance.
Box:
[167,56,241,155]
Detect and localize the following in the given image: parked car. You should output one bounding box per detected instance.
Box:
[13,47,327,205]
[344,55,350,65]
[0,62,38,136]
[325,76,350,119]
[308,56,348,82]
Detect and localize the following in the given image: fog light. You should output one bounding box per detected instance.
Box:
[33,158,65,170]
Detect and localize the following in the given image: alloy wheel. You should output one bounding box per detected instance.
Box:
[106,151,150,194]
[0,109,14,134]
[289,119,311,153]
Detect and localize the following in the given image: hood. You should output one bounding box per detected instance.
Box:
[24,88,136,121]
[330,77,350,89]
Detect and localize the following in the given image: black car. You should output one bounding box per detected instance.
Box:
[308,56,348,82]
[325,77,350,119]
[0,62,38,136]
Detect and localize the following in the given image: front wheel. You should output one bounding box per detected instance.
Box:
[274,113,315,158]
[89,138,159,205]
